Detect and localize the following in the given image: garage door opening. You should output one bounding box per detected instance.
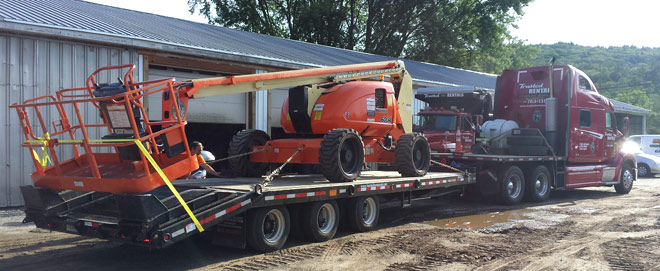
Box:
[185,123,245,176]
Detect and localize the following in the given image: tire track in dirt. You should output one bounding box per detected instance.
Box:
[215,244,328,270]
[479,205,660,271]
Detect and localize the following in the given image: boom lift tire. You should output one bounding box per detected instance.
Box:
[525,165,551,202]
[300,200,340,242]
[345,196,380,232]
[319,129,364,183]
[614,162,635,194]
[395,133,431,177]
[246,206,290,252]
[499,165,525,205]
[229,129,271,177]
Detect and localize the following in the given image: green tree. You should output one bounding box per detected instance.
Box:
[188,0,532,72]
[532,43,660,134]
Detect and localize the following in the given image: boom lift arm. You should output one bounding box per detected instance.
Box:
[170,60,414,133]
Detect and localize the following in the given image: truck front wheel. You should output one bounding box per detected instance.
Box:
[499,166,525,205]
[615,162,635,194]
[525,165,551,202]
[246,206,290,252]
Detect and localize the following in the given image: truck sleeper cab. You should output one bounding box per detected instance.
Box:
[434,64,636,205]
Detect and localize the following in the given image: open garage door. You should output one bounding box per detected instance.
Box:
[147,66,246,124]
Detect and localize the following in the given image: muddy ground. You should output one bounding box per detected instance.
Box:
[1,176,659,271]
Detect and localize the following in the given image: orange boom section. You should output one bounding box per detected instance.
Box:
[10,64,198,194]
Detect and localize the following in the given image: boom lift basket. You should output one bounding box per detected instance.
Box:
[10,64,198,194]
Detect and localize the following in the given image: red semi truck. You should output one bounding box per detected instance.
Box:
[432,64,636,204]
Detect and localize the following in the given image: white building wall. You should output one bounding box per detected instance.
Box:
[0,34,140,207]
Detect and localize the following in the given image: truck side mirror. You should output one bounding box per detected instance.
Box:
[623,117,630,137]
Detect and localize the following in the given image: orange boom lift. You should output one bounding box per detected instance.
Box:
[11,60,430,194]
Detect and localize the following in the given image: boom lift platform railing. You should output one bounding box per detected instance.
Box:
[10,64,199,194]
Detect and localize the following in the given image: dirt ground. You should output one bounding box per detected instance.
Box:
[1,176,659,271]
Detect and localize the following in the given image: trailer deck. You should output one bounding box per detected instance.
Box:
[433,152,565,162]
[21,171,473,249]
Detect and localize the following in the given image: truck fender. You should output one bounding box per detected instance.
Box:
[609,152,637,181]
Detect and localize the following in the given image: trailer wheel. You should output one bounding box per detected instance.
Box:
[615,162,634,194]
[301,201,340,242]
[246,206,290,252]
[395,133,430,177]
[229,129,270,177]
[319,129,364,182]
[525,165,551,202]
[345,196,380,232]
[499,166,525,205]
[637,163,651,178]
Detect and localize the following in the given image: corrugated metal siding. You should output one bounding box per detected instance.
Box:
[0,34,139,207]
[0,0,498,89]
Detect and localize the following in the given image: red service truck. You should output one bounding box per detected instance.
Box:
[415,86,493,153]
[433,64,636,204]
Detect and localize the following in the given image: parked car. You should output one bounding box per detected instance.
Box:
[626,135,660,157]
[624,140,660,177]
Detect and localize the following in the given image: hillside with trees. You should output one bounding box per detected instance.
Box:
[529,43,660,133]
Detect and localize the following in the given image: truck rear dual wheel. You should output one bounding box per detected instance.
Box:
[229,129,270,177]
[246,206,290,252]
[614,162,634,194]
[525,165,551,202]
[395,133,431,177]
[300,200,340,242]
[499,166,525,205]
[319,129,364,183]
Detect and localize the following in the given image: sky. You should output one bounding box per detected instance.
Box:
[86,0,660,48]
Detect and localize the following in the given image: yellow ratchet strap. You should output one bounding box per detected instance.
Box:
[28,132,52,167]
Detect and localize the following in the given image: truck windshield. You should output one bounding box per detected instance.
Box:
[419,115,458,131]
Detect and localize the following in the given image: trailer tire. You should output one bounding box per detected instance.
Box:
[319,129,364,183]
[301,201,340,242]
[637,163,651,178]
[499,166,525,205]
[229,129,270,177]
[395,133,431,177]
[345,196,380,232]
[615,162,634,194]
[525,165,551,202]
[246,206,290,252]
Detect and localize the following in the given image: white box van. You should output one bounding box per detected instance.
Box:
[627,135,660,157]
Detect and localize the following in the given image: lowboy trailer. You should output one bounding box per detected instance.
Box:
[22,171,473,252]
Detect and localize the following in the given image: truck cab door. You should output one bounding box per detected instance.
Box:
[459,115,475,153]
[604,112,618,159]
[573,109,605,162]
